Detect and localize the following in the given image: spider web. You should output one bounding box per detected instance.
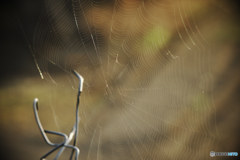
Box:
[32,0,219,159]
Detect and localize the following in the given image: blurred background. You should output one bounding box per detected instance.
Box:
[0,0,240,159]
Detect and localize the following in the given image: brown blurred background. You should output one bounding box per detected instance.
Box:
[0,0,240,159]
